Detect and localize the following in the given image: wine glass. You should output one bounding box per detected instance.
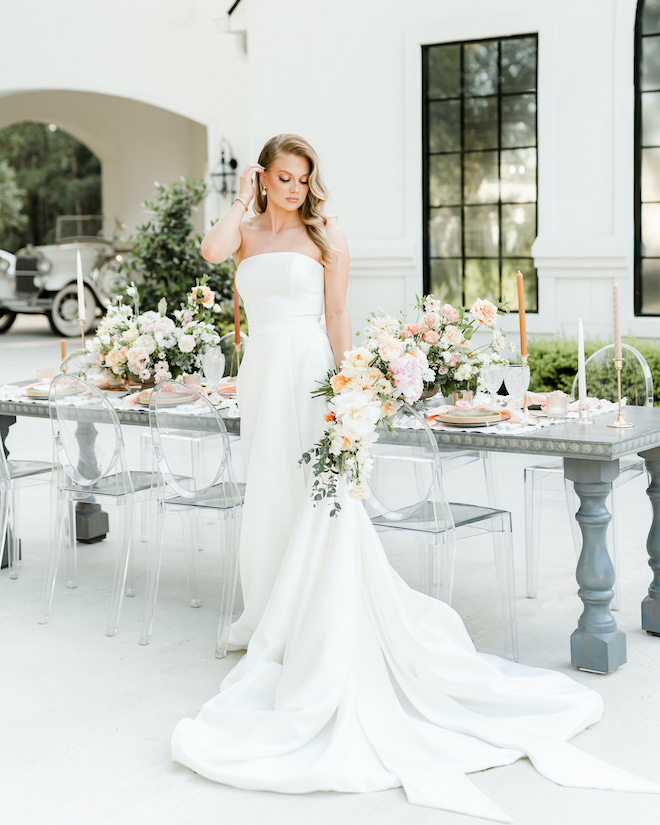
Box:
[504,364,530,410]
[481,363,507,405]
[201,346,226,391]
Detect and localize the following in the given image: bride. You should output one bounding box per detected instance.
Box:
[171,134,658,821]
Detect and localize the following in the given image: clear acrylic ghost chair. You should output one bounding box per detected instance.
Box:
[140,380,244,658]
[40,374,155,635]
[423,394,499,508]
[218,330,248,378]
[524,343,653,609]
[0,432,51,578]
[365,404,518,662]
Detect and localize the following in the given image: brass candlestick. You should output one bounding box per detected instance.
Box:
[607,357,634,428]
[230,341,241,376]
[520,354,539,423]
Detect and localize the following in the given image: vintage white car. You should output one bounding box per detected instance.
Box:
[0,215,128,336]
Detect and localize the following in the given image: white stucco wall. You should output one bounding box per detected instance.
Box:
[244,0,648,341]
[0,0,249,237]
[0,0,654,343]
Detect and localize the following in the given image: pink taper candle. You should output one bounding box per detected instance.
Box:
[613,284,622,361]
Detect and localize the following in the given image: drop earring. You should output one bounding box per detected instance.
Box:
[262,186,267,196]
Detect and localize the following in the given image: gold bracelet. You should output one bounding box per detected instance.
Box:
[235,197,249,212]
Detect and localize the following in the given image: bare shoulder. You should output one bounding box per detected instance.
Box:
[235,215,264,264]
[325,219,347,249]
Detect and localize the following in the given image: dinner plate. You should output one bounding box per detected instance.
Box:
[435,408,511,427]
[137,390,198,408]
[26,382,79,400]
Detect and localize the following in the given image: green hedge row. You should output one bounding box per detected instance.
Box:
[527,337,660,405]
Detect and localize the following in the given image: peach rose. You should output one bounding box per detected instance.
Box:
[192,285,214,308]
[407,323,419,335]
[439,303,460,323]
[422,330,440,345]
[423,313,438,329]
[330,373,352,393]
[324,411,336,422]
[470,298,498,326]
[444,325,464,346]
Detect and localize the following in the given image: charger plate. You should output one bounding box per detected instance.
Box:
[137,389,197,407]
[435,408,511,428]
[26,382,79,400]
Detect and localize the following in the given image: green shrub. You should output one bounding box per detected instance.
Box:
[120,177,235,330]
[527,336,660,405]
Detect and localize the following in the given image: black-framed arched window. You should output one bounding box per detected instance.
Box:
[422,35,538,312]
[635,0,660,315]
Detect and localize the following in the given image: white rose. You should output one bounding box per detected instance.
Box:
[329,389,382,441]
[135,334,156,354]
[124,328,139,343]
[179,334,196,353]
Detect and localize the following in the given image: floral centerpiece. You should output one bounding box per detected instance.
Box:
[72,280,220,384]
[364,295,512,398]
[300,333,432,514]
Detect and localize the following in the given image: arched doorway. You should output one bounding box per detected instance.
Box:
[0,121,102,253]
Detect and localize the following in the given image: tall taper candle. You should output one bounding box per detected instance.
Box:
[76,250,86,321]
[516,270,527,357]
[613,284,622,361]
[60,339,66,362]
[578,318,587,410]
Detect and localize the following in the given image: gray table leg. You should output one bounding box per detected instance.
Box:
[1,414,18,568]
[639,447,660,635]
[564,457,626,673]
[74,419,108,543]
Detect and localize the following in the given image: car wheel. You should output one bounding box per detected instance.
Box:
[0,309,17,334]
[47,284,97,337]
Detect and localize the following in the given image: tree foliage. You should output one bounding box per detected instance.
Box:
[0,121,101,251]
[120,177,235,325]
[0,160,28,240]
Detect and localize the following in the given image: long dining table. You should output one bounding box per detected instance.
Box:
[2,394,660,674]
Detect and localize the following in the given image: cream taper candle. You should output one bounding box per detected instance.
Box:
[516,270,527,357]
[76,250,86,322]
[613,284,622,361]
[577,318,586,410]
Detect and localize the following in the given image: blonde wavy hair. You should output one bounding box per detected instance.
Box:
[253,134,334,265]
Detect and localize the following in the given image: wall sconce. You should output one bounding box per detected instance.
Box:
[210,137,238,197]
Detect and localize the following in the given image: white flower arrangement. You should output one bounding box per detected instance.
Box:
[73,281,220,383]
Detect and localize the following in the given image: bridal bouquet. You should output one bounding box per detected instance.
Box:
[300,337,431,514]
[77,281,220,383]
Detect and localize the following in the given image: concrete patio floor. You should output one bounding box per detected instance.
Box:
[1,315,659,825]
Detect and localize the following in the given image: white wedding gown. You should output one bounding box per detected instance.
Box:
[172,251,658,822]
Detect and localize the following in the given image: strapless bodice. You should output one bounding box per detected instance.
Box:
[235,251,324,334]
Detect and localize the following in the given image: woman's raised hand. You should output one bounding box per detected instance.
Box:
[239,163,265,204]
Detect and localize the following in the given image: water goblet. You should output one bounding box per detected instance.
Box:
[481,363,507,405]
[504,364,530,411]
[201,346,226,391]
